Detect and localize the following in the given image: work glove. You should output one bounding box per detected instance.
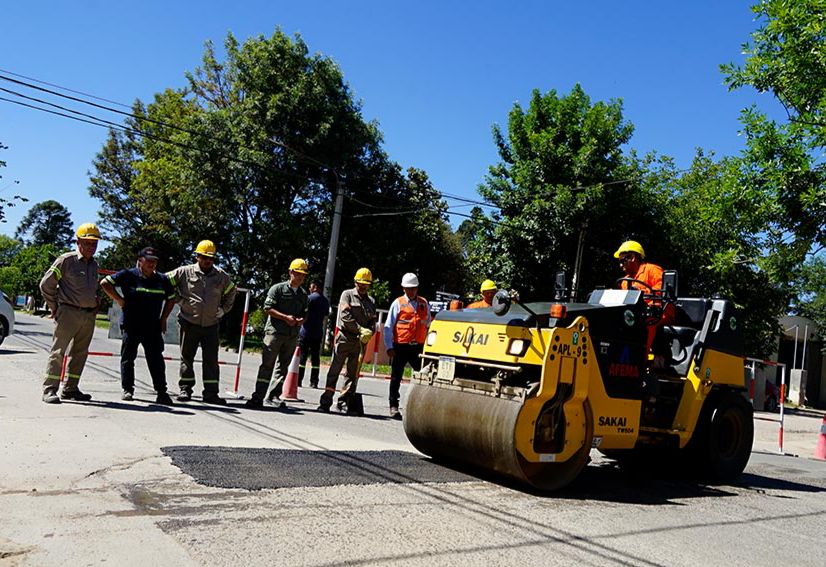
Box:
[359,326,374,344]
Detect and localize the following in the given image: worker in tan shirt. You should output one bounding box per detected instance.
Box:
[166,240,237,405]
[39,223,102,404]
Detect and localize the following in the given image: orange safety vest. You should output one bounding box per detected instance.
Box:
[620,262,664,300]
[393,295,429,344]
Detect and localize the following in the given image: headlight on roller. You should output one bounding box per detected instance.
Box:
[507,338,529,356]
[426,331,438,346]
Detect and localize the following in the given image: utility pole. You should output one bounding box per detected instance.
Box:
[323,171,344,303]
[570,224,587,301]
[321,172,344,353]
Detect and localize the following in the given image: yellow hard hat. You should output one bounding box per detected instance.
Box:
[289,258,309,274]
[76,223,101,240]
[354,267,373,285]
[614,240,645,259]
[195,239,217,257]
[480,279,498,292]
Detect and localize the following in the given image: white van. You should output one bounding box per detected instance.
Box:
[0,289,15,346]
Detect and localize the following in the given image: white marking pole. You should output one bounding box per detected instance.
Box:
[226,288,251,399]
[779,364,786,454]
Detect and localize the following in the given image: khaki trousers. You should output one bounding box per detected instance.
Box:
[42,305,96,394]
[319,335,363,409]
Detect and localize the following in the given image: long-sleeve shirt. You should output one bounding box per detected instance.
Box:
[300,291,330,340]
[167,263,236,327]
[383,295,431,351]
[39,250,99,313]
[336,288,377,340]
[263,281,309,337]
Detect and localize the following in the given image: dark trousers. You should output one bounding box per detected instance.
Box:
[298,335,321,386]
[389,342,423,408]
[178,318,220,395]
[121,327,167,394]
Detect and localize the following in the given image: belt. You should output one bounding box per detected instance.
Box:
[60,304,97,312]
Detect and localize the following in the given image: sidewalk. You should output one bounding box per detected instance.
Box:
[751,406,825,458]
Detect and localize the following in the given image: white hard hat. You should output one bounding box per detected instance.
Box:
[401,272,419,288]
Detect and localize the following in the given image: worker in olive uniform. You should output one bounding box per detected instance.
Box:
[39,223,102,404]
[100,247,177,405]
[245,259,309,409]
[167,240,237,405]
[317,268,377,413]
[383,272,431,419]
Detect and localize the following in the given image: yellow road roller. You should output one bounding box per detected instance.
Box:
[404,277,754,491]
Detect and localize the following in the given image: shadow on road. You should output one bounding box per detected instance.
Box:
[76,399,197,416]
[0,348,35,355]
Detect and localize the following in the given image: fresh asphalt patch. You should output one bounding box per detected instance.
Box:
[162,446,476,490]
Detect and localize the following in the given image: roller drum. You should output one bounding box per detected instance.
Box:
[404,382,592,491]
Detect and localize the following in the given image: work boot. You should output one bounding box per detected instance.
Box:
[316,404,330,413]
[121,390,133,401]
[310,380,318,389]
[389,407,402,420]
[42,392,61,404]
[244,397,264,410]
[336,399,347,413]
[155,392,174,406]
[202,392,227,406]
[176,389,192,402]
[61,388,92,401]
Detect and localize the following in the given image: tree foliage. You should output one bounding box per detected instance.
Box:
[8,244,60,297]
[722,1,825,267]
[471,85,669,298]
[15,200,74,248]
[464,85,788,355]
[0,142,28,224]
[89,30,461,306]
[721,0,826,342]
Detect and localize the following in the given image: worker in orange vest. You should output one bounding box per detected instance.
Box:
[466,279,498,308]
[383,273,430,419]
[615,240,676,360]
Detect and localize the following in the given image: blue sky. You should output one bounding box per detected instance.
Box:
[0,1,781,237]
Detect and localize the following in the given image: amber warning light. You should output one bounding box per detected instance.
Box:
[549,303,567,318]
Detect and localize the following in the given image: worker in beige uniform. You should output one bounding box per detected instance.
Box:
[39,223,102,404]
[166,240,237,405]
[317,268,377,413]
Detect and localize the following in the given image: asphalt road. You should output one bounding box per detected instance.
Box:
[1,313,825,567]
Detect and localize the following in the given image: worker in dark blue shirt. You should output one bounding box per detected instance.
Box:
[101,247,177,405]
[298,280,330,388]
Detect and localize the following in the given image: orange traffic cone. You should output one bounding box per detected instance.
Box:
[814,416,826,461]
[280,345,303,402]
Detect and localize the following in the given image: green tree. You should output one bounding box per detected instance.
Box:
[0,234,22,266]
[89,30,463,309]
[471,85,669,298]
[15,200,74,248]
[0,142,28,224]
[0,266,24,297]
[11,244,60,298]
[794,257,826,348]
[663,152,789,355]
[721,0,826,348]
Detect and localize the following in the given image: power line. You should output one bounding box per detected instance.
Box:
[0,67,133,109]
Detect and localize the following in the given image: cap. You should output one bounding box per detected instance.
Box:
[138,247,160,260]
